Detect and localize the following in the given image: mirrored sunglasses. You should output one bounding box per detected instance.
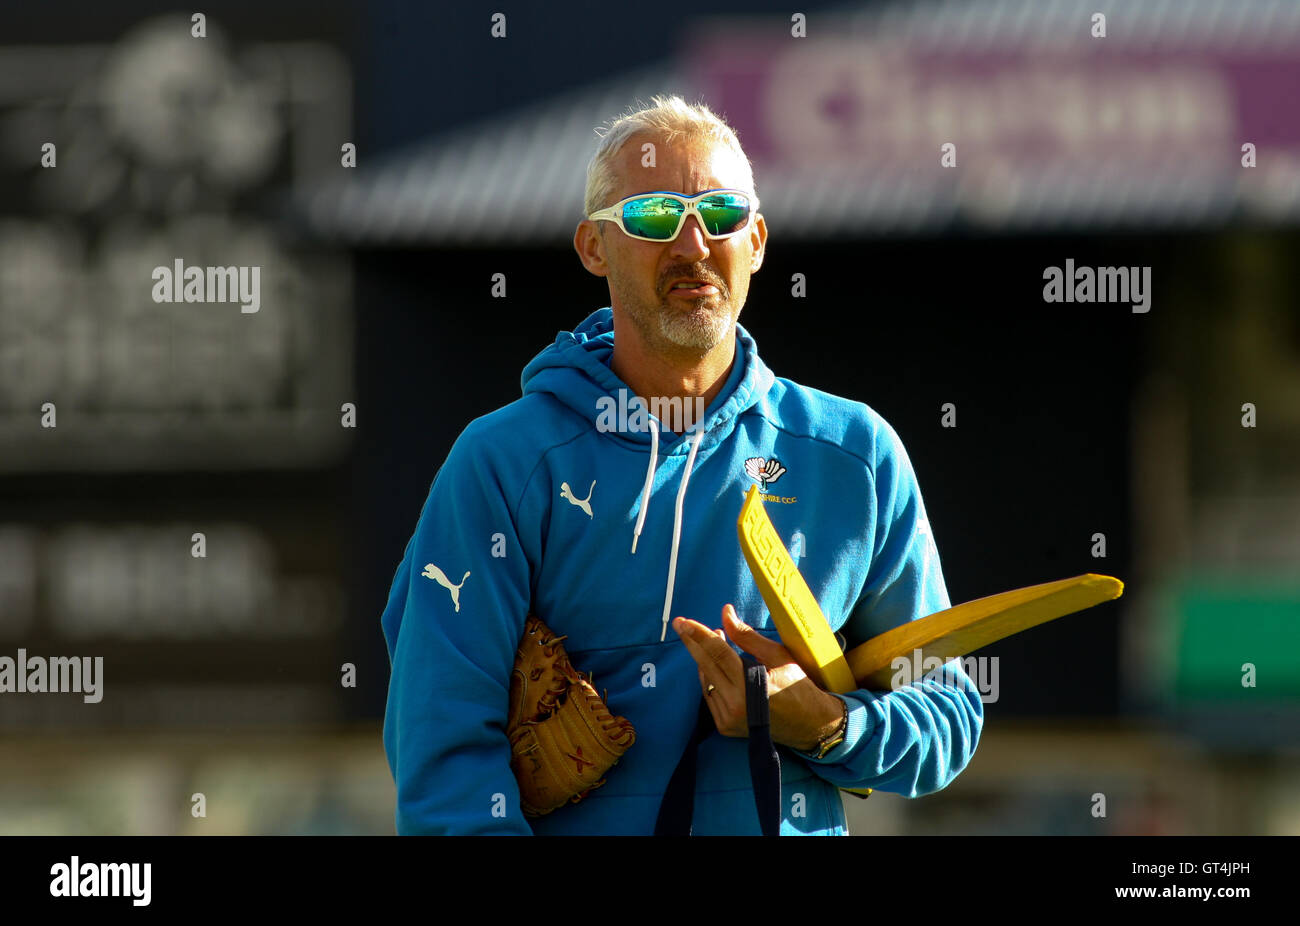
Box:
[588,189,758,242]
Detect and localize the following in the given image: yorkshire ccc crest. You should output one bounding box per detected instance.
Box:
[743,457,787,491]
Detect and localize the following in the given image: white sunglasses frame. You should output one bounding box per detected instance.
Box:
[587,189,760,243]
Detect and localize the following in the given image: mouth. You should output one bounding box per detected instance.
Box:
[666,279,721,298]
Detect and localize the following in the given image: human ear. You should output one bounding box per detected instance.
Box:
[748,214,768,273]
[573,220,610,278]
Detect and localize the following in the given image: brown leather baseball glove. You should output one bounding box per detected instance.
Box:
[507,614,636,817]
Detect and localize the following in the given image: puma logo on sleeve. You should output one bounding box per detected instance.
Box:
[421,563,470,612]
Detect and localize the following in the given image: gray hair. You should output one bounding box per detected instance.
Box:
[583,94,756,216]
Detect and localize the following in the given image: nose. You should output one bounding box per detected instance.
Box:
[669,214,710,261]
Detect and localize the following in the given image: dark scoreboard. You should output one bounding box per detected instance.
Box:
[0,12,358,730]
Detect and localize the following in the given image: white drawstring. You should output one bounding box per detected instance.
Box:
[659,426,705,642]
[630,424,659,554]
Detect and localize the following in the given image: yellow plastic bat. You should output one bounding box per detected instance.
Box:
[738,485,858,694]
[845,573,1124,689]
[739,486,1124,686]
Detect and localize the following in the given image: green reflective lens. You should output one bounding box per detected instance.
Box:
[622,196,685,239]
[698,193,750,235]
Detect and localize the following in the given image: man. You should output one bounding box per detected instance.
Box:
[381,95,983,835]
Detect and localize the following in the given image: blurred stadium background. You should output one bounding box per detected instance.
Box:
[0,0,1297,835]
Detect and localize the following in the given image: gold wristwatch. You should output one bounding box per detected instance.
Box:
[798,694,848,760]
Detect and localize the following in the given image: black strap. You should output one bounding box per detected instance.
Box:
[653,699,715,835]
[654,660,783,837]
[742,654,782,837]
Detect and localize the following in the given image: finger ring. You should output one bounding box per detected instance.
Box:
[706,684,716,695]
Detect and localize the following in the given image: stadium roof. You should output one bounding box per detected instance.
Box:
[299,0,1300,245]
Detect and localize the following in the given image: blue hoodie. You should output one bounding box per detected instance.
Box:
[381,308,983,835]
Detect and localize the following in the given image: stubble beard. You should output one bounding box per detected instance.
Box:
[620,286,740,354]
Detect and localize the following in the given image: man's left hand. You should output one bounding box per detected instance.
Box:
[672,604,845,754]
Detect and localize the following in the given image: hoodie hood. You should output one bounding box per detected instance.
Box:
[521,307,775,454]
[521,307,776,640]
